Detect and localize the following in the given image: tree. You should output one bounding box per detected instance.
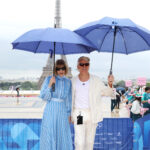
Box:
[146,82,150,87]
[116,80,125,87]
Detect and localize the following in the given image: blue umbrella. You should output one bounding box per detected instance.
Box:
[116,87,126,94]
[12,27,96,55]
[12,27,96,71]
[75,17,150,74]
[12,27,96,91]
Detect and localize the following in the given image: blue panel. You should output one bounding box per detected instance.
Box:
[133,114,150,150]
[94,118,133,150]
[0,119,41,150]
[0,118,134,150]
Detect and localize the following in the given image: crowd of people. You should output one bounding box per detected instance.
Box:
[122,86,150,121]
[39,56,150,150]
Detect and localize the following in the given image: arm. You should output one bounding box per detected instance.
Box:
[100,75,114,97]
[39,76,53,101]
[142,93,148,103]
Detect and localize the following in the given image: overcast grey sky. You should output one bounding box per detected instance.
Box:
[0,0,150,80]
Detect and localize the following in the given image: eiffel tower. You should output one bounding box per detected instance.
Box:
[38,0,72,88]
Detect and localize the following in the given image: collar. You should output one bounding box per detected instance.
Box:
[56,75,65,80]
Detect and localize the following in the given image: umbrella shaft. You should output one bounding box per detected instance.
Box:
[110,26,117,75]
[52,42,56,92]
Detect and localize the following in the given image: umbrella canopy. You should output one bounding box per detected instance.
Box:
[116,86,126,93]
[75,17,150,74]
[12,27,96,55]
[15,85,21,90]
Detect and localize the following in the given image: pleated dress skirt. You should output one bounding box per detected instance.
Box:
[40,100,73,150]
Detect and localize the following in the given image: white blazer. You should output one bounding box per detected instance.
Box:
[71,74,113,123]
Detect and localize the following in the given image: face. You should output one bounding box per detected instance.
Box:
[77,59,90,74]
[56,65,66,77]
[147,89,150,93]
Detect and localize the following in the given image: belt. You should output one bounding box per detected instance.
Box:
[51,98,64,102]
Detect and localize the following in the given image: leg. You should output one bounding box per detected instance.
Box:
[85,122,97,150]
[111,100,114,112]
[74,123,85,150]
[111,99,116,112]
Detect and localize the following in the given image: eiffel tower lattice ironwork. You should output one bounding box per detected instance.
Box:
[38,0,72,88]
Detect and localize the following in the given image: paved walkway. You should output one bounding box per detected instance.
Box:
[0,97,46,119]
[0,97,129,119]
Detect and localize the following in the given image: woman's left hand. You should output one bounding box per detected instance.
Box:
[68,116,72,123]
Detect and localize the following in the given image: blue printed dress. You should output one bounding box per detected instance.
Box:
[40,76,73,150]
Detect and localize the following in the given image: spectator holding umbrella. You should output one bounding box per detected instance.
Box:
[15,85,21,104]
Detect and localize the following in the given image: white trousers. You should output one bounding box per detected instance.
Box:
[73,108,97,150]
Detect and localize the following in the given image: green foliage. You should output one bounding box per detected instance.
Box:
[146,82,150,87]
[116,80,125,87]
[0,81,38,90]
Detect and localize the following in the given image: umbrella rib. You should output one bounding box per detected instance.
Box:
[118,28,128,55]
[99,27,112,52]
[35,41,42,53]
[128,28,150,48]
[62,43,65,55]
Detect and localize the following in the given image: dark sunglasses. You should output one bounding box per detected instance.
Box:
[79,63,89,67]
[56,66,66,71]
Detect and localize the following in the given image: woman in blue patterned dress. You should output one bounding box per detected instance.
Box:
[40,59,73,150]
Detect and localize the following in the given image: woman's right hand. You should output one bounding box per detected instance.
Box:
[49,76,56,88]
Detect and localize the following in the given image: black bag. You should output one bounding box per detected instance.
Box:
[77,114,83,125]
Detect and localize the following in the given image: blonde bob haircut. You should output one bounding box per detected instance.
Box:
[54,59,68,75]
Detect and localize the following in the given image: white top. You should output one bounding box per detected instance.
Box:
[108,85,117,99]
[131,100,141,114]
[72,75,113,123]
[75,77,89,109]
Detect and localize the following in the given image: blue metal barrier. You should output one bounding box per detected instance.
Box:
[0,118,133,150]
[133,114,150,150]
[94,118,133,150]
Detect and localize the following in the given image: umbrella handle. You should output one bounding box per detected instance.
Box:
[109,70,113,75]
[52,83,55,92]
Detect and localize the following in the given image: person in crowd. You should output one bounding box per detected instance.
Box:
[116,91,121,109]
[130,96,142,121]
[111,87,117,112]
[16,87,20,97]
[71,56,114,150]
[124,88,131,104]
[40,59,73,150]
[16,86,20,104]
[127,91,136,104]
[142,87,150,116]
[139,86,146,95]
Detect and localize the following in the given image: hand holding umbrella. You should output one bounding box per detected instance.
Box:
[49,76,56,90]
[108,74,114,88]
